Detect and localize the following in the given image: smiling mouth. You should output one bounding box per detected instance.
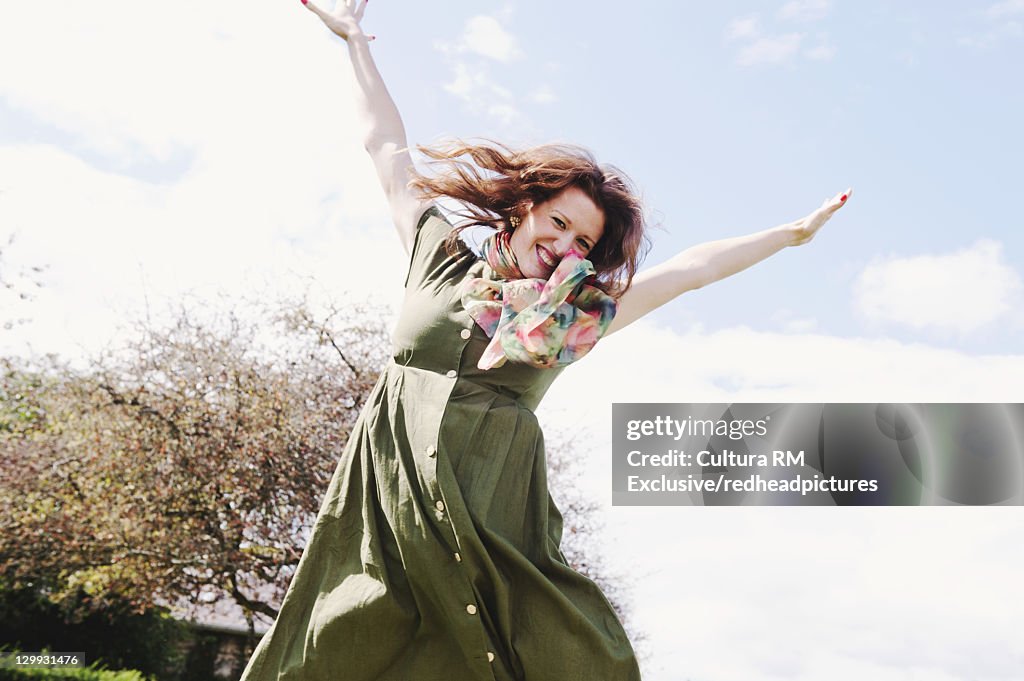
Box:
[537,246,558,270]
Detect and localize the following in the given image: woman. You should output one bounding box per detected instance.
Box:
[240,2,851,680]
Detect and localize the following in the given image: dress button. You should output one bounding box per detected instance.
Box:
[445,369,457,378]
[487,652,495,662]
[454,552,462,562]
[466,604,477,615]
[460,329,471,340]
[426,445,436,458]
[435,500,445,511]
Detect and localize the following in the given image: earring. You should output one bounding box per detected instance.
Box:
[509,215,521,229]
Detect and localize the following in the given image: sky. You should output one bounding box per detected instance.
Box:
[1,1,1023,680]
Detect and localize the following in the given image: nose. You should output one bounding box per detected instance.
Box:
[553,232,575,256]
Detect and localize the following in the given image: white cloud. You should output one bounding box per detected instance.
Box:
[485,103,521,126]
[463,15,522,62]
[442,62,477,99]
[779,0,832,22]
[987,0,1024,18]
[549,322,1024,413]
[0,144,405,363]
[435,15,527,126]
[805,35,838,60]
[771,308,819,333]
[0,2,390,221]
[959,2,1024,48]
[728,3,837,66]
[853,239,1023,335]
[736,33,805,66]
[0,3,328,163]
[538,321,1024,681]
[958,20,1024,48]
[726,15,761,41]
[435,15,522,63]
[441,62,522,124]
[0,2,409,361]
[443,62,513,101]
[529,85,557,104]
[605,506,1024,681]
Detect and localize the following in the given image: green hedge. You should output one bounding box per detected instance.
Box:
[0,585,189,680]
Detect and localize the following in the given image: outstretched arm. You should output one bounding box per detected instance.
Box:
[303,0,431,254]
[604,189,852,336]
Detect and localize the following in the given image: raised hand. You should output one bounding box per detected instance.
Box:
[788,188,853,246]
[301,0,375,42]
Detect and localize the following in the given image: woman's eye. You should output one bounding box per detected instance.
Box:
[577,239,590,251]
[552,217,565,229]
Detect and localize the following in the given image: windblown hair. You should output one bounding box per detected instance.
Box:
[408,139,650,298]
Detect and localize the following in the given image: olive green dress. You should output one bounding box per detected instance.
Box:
[238,207,642,681]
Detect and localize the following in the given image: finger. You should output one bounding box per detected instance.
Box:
[303,0,328,21]
[355,0,368,20]
[827,189,848,211]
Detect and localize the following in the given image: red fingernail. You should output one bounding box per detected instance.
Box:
[840,194,847,202]
[301,0,307,4]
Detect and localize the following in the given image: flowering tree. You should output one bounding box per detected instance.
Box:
[1,290,386,635]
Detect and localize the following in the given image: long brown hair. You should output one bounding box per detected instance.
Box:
[408,139,650,298]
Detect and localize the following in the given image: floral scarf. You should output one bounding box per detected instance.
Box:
[459,225,618,370]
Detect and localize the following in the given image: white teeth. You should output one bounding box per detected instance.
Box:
[538,247,557,268]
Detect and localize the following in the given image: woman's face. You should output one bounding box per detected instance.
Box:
[509,186,605,279]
